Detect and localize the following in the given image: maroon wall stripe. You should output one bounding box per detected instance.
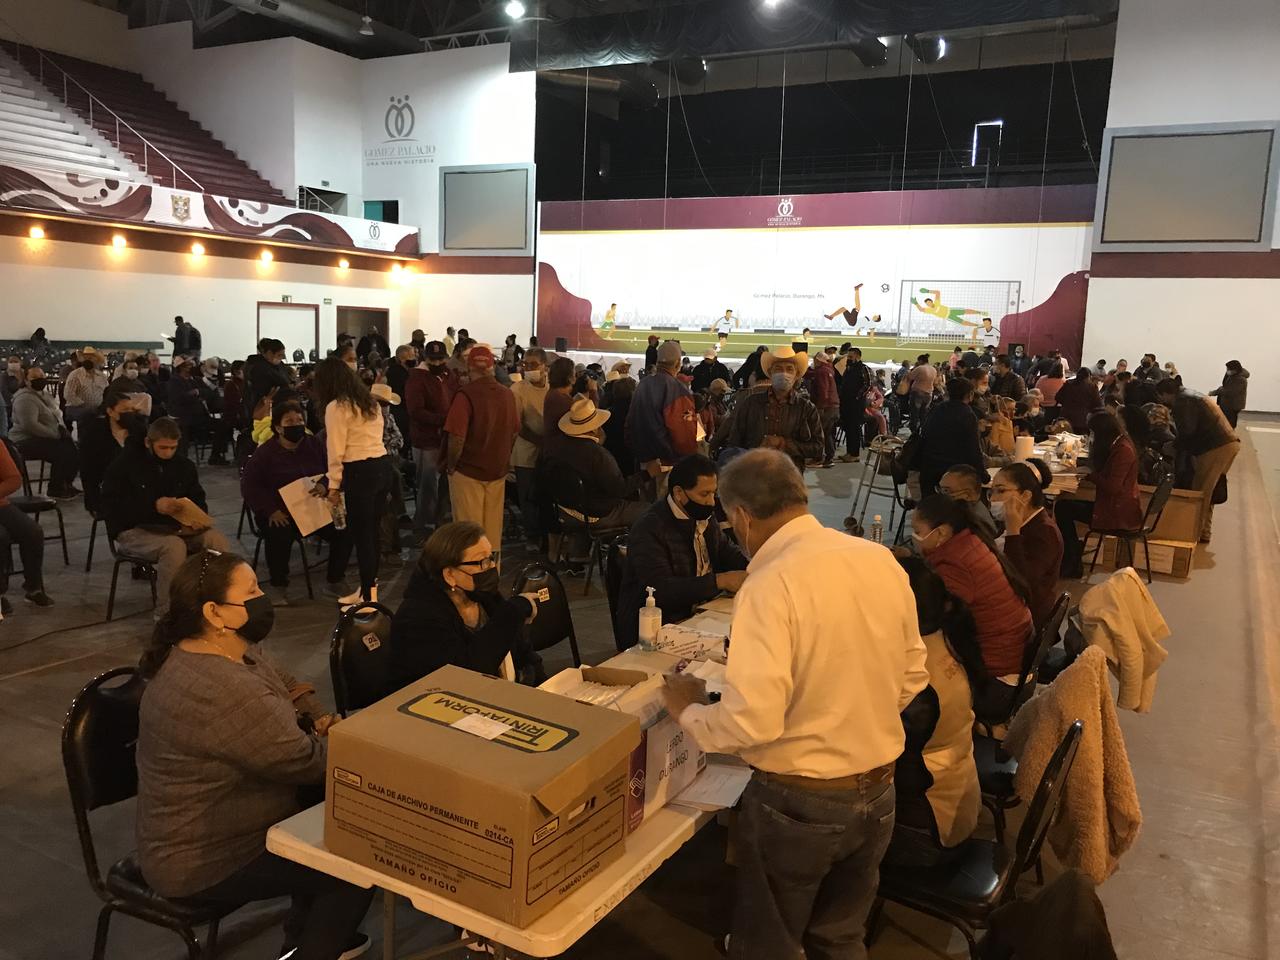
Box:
[540,184,1097,232]
[1090,250,1280,279]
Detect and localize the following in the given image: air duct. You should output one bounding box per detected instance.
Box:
[222,0,424,56]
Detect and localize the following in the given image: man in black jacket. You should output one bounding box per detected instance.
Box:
[544,398,646,530]
[168,315,202,361]
[990,354,1027,401]
[837,347,871,463]
[101,417,230,617]
[916,377,986,498]
[691,349,733,395]
[243,338,290,418]
[1155,379,1239,542]
[615,454,747,650]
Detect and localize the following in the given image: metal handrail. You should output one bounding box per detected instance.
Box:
[2,37,203,192]
[297,185,335,213]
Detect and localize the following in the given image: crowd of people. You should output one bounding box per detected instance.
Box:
[11,316,1245,960]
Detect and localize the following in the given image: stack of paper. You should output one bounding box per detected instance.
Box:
[696,595,737,616]
[671,760,754,811]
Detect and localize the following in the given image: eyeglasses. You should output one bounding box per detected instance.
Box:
[456,552,499,571]
[989,484,1015,495]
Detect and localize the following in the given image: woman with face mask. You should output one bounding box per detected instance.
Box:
[136,550,373,960]
[78,379,150,519]
[990,460,1062,629]
[390,521,541,687]
[910,494,1035,724]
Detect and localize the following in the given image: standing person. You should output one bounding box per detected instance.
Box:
[244,339,290,419]
[442,346,519,560]
[0,438,51,611]
[1009,344,1033,380]
[62,346,109,428]
[167,315,202,361]
[904,353,938,432]
[691,349,732,395]
[664,449,928,959]
[1154,379,1239,543]
[916,378,985,499]
[370,383,406,563]
[314,356,389,604]
[404,341,458,541]
[500,334,525,371]
[442,326,457,358]
[409,328,427,361]
[1054,367,1103,433]
[100,418,231,618]
[9,367,80,499]
[385,346,415,444]
[990,354,1027,401]
[626,341,697,489]
[1054,412,1142,578]
[643,334,660,373]
[804,350,841,468]
[732,346,767,390]
[837,346,871,463]
[356,325,390,362]
[714,346,822,473]
[1210,360,1250,429]
[510,348,549,549]
[135,551,373,960]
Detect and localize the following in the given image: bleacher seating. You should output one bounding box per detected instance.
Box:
[2,42,289,205]
[0,58,130,181]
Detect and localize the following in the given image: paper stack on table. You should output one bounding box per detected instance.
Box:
[279,475,333,537]
[671,759,754,812]
[656,620,729,663]
[696,595,737,616]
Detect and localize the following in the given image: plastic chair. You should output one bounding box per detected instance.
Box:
[250,523,316,600]
[552,472,631,597]
[328,601,396,717]
[2,437,69,566]
[876,720,1084,960]
[1083,473,1176,584]
[63,667,240,960]
[512,561,582,667]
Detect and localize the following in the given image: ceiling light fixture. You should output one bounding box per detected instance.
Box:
[259,249,273,263]
[111,234,127,249]
[28,224,45,240]
[504,0,526,19]
[190,242,205,257]
[359,15,374,36]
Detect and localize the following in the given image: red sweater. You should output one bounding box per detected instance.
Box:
[0,441,20,507]
[1087,436,1143,531]
[928,529,1033,677]
[1003,508,1064,629]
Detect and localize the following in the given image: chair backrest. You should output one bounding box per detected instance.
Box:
[512,561,576,653]
[603,535,628,644]
[1009,592,1071,710]
[1141,473,1176,536]
[1011,719,1084,888]
[1,436,34,497]
[62,667,146,890]
[329,602,396,717]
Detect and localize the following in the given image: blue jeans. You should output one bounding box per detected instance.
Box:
[412,446,441,536]
[731,771,895,960]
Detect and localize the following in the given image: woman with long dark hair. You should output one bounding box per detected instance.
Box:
[136,551,372,960]
[990,460,1063,629]
[313,356,388,604]
[911,494,1034,723]
[1055,411,1143,578]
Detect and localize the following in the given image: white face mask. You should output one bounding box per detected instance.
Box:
[124,368,139,379]
[989,500,1006,522]
[525,370,546,386]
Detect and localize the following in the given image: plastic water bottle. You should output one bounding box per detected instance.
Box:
[869,514,884,544]
[638,586,661,651]
[331,492,348,531]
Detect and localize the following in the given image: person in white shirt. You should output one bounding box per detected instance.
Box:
[62,346,110,428]
[313,356,388,605]
[664,448,928,960]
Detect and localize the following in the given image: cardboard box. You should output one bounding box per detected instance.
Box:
[1099,537,1196,579]
[540,667,706,832]
[324,665,640,927]
[1141,485,1206,543]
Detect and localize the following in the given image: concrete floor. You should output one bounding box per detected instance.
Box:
[1,416,1277,959]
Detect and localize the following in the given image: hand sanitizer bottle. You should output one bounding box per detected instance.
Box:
[638,586,661,651]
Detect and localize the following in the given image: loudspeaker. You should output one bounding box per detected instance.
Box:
[555,337,568,353]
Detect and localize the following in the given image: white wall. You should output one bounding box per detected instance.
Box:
[413,274,535,347]
[0,0,136,69]
[1083,278,1279,411]
[289,41,364,204]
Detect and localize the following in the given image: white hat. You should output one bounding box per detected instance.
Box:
[760,344,809,375]
[703,348,718,361]
[559,396,611,436]
[370,382,401,405]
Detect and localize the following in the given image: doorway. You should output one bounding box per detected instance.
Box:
[336,306,391,353]
[257,302,319,363]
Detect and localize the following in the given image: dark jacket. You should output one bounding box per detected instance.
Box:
[626,369,697,466]
[990,370,1027,401]
[691,359,732,395]
[1002,508,1064,629]
[172,321,201,357]
[732,350,765,389]
[404,365,458,450]
[241,435,327,519]
[839,359,871,417]
[1010,354,1033,378]
[615,498,747,649]
[1054,376,1102,433]
[544,436,635,518]
[602,395,635,476]
[1210,368,1249,413]
[918,401,985,480]
[356,333,390,360]
[80,415,145,516]
[390,568,534,686]
[1168,388,1237,456]
[644,343,659,371]
[716,388,823,471]
[100,446,209,540]
[244,354,291,416]
[804,361,839,411]
[166,375,205,425]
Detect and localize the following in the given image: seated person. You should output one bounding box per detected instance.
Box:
[1055,411,1143,577]
[615,454,748,650]
[937,465,998,539]
[1021,390,1048,439]
[884,557,983,868]
[544,398,646,530]
[911,494,1034,724]
[166,360,209,441]
[136,550,372,960]
[390,521,540,687]
[713,346,823,472]
[0,439,50,611]
[100,417,231,619]
[80,379,151,519]
[9,366,81,499]
[990,460,1063,629]
[241,401,354,605]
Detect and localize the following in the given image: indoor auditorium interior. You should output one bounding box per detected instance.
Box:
[0,0,1277,958]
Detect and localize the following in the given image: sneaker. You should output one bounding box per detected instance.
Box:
[837,453,860,463]
[337,584,378,606]
[24,590,54,607]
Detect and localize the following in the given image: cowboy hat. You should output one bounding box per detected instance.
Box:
[370,382,401,405]
[81,346,104,360]
[760,344,808,376]
[559,396,611,436]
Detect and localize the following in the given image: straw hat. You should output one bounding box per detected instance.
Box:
[81,346,104,362]
[370,382,401,405]
[559,397,611,436]
[760,344,808,375]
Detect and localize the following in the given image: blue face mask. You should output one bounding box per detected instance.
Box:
[771,371,794,393]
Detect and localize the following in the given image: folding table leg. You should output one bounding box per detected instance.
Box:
[383,890,397,960]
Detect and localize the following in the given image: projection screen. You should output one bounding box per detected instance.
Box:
[438,163,535,256]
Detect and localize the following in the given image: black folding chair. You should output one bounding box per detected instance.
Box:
[1083,473,1176,584]
[2,437,69,566]
[63,667,241,960]
[876,720,1085,960]
[603,535,628,652]
[512,561,582,667]
[552,472,631,597]
[328,601,396,717]
[105,536,158,621]
[250,523,316,600]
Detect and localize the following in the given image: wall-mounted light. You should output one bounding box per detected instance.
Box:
[338,258,350,271]
[111,234,127,249]
[391,262,403,275]
[504,0,526,19]
[259,249,274,264]
[190,242,205,257]
[28,224,45,240]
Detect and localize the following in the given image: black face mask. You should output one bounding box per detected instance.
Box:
[228,594,275,644]
[281,425,307,444]
[120,412,147,433]
[27,379,45,392]
[680,496,717,522]
[428,361,446,373]
[405,359,418,368]
[464,567,500,599]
